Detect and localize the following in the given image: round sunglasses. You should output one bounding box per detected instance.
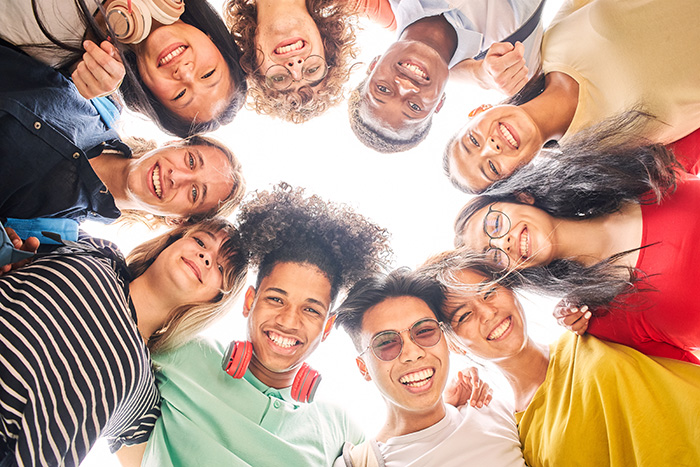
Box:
[360,318,445,362]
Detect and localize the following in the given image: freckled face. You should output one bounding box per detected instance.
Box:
[448,105,544,192]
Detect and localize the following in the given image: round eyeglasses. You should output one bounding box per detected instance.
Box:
[483,203,512,270]
[360,318,445,362]
[264,55,329,91]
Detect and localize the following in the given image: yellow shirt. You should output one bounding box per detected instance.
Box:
[542,0,700,143]
[516,334,700,467]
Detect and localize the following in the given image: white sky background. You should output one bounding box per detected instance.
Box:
[82,1,565,464]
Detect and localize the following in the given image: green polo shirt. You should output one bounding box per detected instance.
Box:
[142,339,364,467]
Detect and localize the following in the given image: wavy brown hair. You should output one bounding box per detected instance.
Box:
[225,0,358,123]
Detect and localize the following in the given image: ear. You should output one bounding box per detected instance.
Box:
[242,286,256,318]
[515,191,535,205]
[355,356,372,381]
[321,313,336,342]
[435,93,446,114]
[368,56,380,74]
[468,103,493,118]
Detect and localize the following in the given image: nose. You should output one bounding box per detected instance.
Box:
[394,75,419,95]
[198,252,211,267]
[490,233,512,252]
[174,59,195,83]
[399,332,425,362]
[285,58,304,80]
[168,167,197,186]
[275,306,301,330]
[476,302,497,324]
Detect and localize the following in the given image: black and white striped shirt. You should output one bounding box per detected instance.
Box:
[0,237,160,466]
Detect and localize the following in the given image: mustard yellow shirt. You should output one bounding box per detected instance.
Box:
[516,334,700,467]
[542,0,700,143]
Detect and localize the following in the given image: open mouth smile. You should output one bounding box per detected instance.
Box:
[399,368,435,388]
[274,39,305,56]
[398,61,429,81]
[158,44,187,67]
[266,330,301,349]
[519,227,530,259]
[499,123,519,149]
[487,317,512,341]
[152,163,163,199]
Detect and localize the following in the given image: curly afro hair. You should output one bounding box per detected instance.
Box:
[236,183,392,301]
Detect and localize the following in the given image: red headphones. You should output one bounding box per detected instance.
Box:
[221,340,322,403]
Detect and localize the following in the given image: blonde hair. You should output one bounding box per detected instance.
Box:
[119,135,246,229]
[127,217,248,353]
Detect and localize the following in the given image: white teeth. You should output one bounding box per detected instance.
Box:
[399,368,434,387]
[499,123,519,149]
[152,165,162,198]
[267,331,298,348]
[159,45,187,66]
[399,62,428,79]
[488,317,512,341]
[520,229,529,258]
[275,40,304,55]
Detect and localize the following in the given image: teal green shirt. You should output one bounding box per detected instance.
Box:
[142,339,364,467]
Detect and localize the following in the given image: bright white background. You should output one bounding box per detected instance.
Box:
[82,1,564,464]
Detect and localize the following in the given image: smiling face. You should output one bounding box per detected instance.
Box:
[357,296,449,420]
[458,201,560,269]
[125,143,234,218]
[443,269,527,361]
[135,21,232,122]
[448,105,545,192]
[149,230,229,304]
[243,262,332,386]
[362,41,449,135]
[254,13,326,93]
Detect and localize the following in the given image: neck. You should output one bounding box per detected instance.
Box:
[493,338,549,412]
[401,15,457,64]
[376,399,447,443]
[521,71,579,143]
[257,0,308,19]
[248,356,297,389]
[128,270,179,343]
[550,203,642,267]
[88,151,132,209]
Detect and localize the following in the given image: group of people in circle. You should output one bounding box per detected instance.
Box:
[0,0,699,466]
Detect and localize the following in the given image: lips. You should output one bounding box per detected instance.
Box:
[487,316,512,341]
[519,227,530,259]
[266,330,301,350]
[157,43,187,67]
[151,163,163,199]
[399,368,434,388]
[181,257,202,282]
[499,122,520,149]
[274,38,305,56]
[398,60,429,81]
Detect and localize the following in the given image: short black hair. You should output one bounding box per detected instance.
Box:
[335,268,444,351]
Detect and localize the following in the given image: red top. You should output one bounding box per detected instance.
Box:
[587,175,700,364]
[668,127,700,175]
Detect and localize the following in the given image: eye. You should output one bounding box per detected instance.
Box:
[188,153,195,170]
[218,264,224,273]
[173,89,186,101]
[483,286,498,300]
[306,65,320,75]
[191,186,198,202]
[305,307,322,316]
[408,102,421,112]
[456,311,472,325]
[469,133,480,147]
[267,296,283,304]
[270,74,288,83]
[201,69,215,79]
[193,237,204,247]
[488,161,500,177]
[377,84,390,94]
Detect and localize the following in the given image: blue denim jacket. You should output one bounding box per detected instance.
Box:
[0,43,129,223]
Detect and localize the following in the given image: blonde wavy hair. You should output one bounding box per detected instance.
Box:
[127,217,248,353]
[119,135,246,228]
[225,0,358,123]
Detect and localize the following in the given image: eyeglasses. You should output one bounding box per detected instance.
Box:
[360,318,444,362]
[483,203,512,270]
[263,55,329,91]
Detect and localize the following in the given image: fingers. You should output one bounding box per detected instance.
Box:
[555,304,592,336]
[0,229,39,276]
[461,368,492,408]
[71,40,125,99]
[484,41,529,95]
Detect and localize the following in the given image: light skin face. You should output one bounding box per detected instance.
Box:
[147,230,228,304]
[243,262,332,387]
[135,21,232,122]
[459,201,559,269]
[448,105,545,192]
[125,144,234,218]
[443,269,527,361]
[362,42,448,135]
[356,296,449,420]
[255,12,327,93]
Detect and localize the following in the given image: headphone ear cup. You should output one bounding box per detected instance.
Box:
[291,362,322,403]
[105,0,152,44]
[142,0,185,25]
[221,341,253,379]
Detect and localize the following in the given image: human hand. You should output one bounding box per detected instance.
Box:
[71,40,125,99]
[553,300,592,336]
[481,41,528,96]
[444,367,493,409]
[0,228,40,275]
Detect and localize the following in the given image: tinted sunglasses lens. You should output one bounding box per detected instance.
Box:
[371,332,402,361]
[411,320,442,347]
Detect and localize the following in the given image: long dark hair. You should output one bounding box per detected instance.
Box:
[454,111,682,308]
[31,0,247,137]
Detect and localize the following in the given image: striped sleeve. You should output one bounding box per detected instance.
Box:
[0,242,159,466]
